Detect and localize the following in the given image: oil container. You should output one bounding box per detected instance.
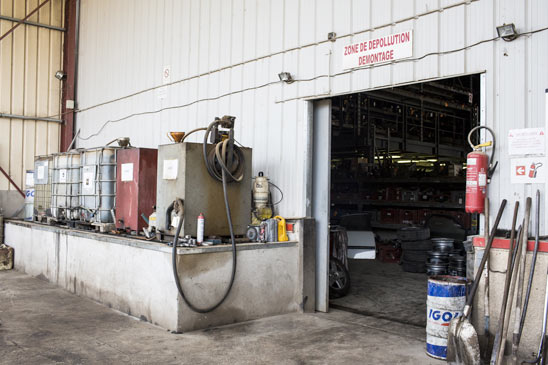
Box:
[51,150,81,221]
[115,148,158,232]
[156,142,252,237]
[33,155,53,217]
[79,147,119,223]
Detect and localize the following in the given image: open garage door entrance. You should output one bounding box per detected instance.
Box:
[312,74,485,316]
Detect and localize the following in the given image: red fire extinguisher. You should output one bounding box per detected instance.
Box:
[465,126,497,214]
[529,162,543,178]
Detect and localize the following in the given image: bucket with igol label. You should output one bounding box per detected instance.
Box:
[426,275,467,359]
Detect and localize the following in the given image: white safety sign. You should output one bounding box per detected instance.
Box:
[510,157,546,184]
[58,169,67,183]
[508,128,545,156]
[82,165,96,194]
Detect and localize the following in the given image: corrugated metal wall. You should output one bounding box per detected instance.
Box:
[0,0,64,192]
[75,0,548,229]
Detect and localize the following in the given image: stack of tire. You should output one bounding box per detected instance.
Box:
[399,227,432,273]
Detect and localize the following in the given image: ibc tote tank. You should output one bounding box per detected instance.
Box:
[51,150,81,221]
[33,155,53,218]
[79,147,119,224]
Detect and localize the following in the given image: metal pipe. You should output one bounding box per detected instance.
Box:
[67,129,80,150]
[73,0,81,135]
[519,190,542,349]
[0,166,25,198]
[0,0,51,42]
[180,127,207,143]
[0,113,62,123]
[511,197,533,364]
[60,0,80,151]
[490,202,520,364]
[524,265,548,364]
[496,224,525,365]
[0,14,65,32]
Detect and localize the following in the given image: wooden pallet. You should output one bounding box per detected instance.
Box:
[91,222,116,233]
[45,216,59,225]
[33,215,61,226]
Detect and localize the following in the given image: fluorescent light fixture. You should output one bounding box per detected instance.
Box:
[54,70,66,80]
[397,160,412,164]
[426,159,438,162]
[496,23,518,41]
[278,72,293,83]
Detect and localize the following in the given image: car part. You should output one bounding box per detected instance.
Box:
[403,250,429,262]
[246,225,260,242]
[432,238,455,252]
[329,257,350,298]
[401,239,433,251]
[402,260,427,273]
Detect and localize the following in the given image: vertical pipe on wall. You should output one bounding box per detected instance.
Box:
[60,0,79,151]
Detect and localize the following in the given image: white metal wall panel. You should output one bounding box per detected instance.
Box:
[0,0,63,192]
[75,0,548,228]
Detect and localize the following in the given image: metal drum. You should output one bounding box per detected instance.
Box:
[79,147,118,223]
[33,155,53,217]
[52,151,81,220]
[426,275,467,360]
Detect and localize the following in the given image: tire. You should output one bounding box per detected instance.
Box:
[402,250,429,263]
[397,227,430,241]
[329,257,351,299]
[400,239,433,251]
[402,261,427,273]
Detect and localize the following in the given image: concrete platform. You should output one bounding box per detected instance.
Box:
[0,270,438,364]
[4,220,315,333]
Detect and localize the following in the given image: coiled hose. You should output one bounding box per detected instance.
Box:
[171,119,245,313]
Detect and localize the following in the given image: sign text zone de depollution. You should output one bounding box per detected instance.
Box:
[342,30,413,69]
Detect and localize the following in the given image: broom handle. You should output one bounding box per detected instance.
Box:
[463,199,507,318]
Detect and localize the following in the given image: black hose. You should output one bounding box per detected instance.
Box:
[171,119,243,313]
[468,125,496,164]
[467,125,498,178]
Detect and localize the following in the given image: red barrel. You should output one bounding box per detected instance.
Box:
[465,151,489,214]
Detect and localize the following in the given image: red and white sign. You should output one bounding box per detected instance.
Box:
[342,30,413,69]
[511,157,546,184]
[508,128,545,156]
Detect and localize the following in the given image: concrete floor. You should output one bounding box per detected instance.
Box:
[0,270,440,364]
[331,259,427,328]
